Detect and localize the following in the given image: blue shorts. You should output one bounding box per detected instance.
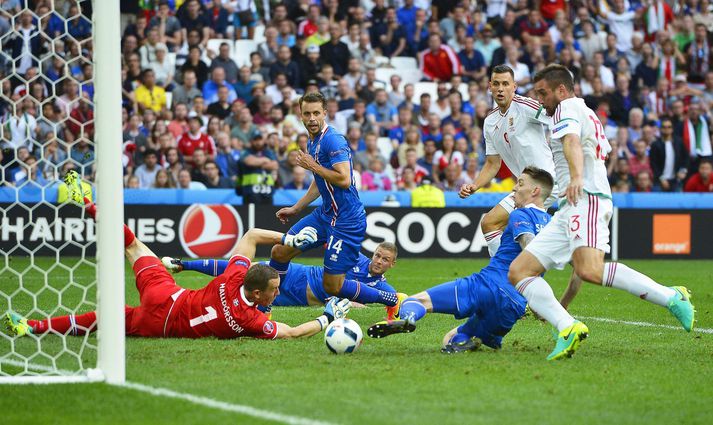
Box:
[233,11,258,28]
[287,209,366,275]
[271,263,310,307]
[426,270,526,349]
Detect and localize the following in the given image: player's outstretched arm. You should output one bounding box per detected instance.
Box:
[275,298,351,339]
[229,227,318,262]
[459,154,502,198]
[562,134,584,205]
[276,180,320,224]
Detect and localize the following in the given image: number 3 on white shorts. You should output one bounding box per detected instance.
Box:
[327,235,343,255]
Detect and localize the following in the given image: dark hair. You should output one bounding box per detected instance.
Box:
[299,91,327,110]
[491,64,515,80]
[376,241,398,258]
[700,159,713,168]
[140,68,154,79]
[243,264,279,292]
[144,148,158,158]
[533,64,575,92]
[522,166,554,200]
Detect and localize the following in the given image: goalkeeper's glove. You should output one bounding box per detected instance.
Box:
[316,297,352,330]
[282,226,318,249]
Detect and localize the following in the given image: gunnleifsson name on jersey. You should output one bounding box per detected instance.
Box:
[550,97,612,201]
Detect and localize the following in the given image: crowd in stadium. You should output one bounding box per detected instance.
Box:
[1,0,713,204]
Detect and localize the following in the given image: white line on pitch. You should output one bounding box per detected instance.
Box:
[577,315,713,334]
[118,381,337,425]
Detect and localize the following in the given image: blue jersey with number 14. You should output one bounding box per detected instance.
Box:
[308,125,363,222]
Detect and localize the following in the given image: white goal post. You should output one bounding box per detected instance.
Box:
[0,0,124,384]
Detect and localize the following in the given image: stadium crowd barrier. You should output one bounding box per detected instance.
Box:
[2,188,712,259]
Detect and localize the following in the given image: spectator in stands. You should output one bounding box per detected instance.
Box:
[41,135,67,177]
[206,86,233,119]
[419,33,462,82]
[239,133,278,204]
[177,116,215,164]
[684,159,713,192]
[433,133,464,183]
[210,42,239,85]
[298,4,321,38]
[2,101,36,150]
[56,79,81,117]
[266,72,290,105]
[687,23,713,85]
[283,166,309,190]
[347,99,375,136]
[396,147,428,184]
[213,131,240,182]
[67,94,94,141]
[134,149,163,189]
[608,74,641,126]
[8,10,42,76]
[233,66,256,104]
[150,1,182,50]
[628,140,653,179]
[202,67,237,105]
[346,125,365,153]
[230,107,260,144]
[201,160,232,189]
[320,24,350,76]
[362,157,393,191]
[651,117,690,191]
[634,170,654,192]
[411,176,445,207]
[354,132,387,171]
[167,103,189,138]
[134,69,167,113]
[69,139,94,176]
[249,51,270,83]
[422,112,444,145]
[683,101,713,169]
[163,147,184,182]
[179,0,210,48]
[181,45,209,89]
[172,72,201,110]
[398,167,418,191]
[140,27,162,69]
[153,169,177,189]
[366,89,398,137]
[458,35,487,83]
[325,98,347,135]
[438,162,466,192]
[270,45,301,89]
[177,168,206,190]
[306,17,330,47]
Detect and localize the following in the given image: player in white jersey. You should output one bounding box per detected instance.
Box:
[508,64,696,361]
[459,65,557,257]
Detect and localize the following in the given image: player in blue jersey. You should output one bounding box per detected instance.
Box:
[161,242,398,307]
[368,166,554,352]
[267,91,403,310]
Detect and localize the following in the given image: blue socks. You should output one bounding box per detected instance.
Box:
[182,259,228,276]
[337,279,399,306]
[398,297,428,321]
[269,259,290,284]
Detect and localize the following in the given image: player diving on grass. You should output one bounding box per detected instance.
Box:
[4,196,352,340]
[268,91,403,314]
[459,64,585,312]
[508,65,695,360]
[367,167,554,353]
[162,242,398,307]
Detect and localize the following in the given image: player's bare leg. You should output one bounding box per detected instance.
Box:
[270,243,302,284]
[569,247,695,331]
[322,272,346,296]
[481,204,509,257]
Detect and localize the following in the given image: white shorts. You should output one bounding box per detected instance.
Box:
[525,193,613,270]
[496,185,559,214]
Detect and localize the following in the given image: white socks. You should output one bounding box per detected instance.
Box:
[516,277,575,332]
[602,262,676,307]
[484,230,503,257]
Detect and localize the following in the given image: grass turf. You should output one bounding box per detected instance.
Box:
[1,257,712,425]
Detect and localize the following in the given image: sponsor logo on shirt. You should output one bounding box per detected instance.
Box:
[553,123,569,133]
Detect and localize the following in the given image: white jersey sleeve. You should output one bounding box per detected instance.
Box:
[513,95,550,126]
[484,107,499,156]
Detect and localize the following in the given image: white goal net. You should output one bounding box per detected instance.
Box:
[0,0,124,384]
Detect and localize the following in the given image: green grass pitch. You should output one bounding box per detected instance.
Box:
[1,257,712,424]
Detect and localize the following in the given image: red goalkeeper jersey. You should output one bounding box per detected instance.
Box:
[167,255,278,339]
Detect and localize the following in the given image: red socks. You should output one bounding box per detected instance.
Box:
[83,197,135,248]
[28,312,97,335]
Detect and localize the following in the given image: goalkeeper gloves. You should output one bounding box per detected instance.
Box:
[316,297,352,330]
[282,226,318,249]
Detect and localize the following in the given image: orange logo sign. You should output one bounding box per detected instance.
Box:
[652,214,691,255]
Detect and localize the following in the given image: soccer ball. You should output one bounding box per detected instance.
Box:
[324,318,363,354]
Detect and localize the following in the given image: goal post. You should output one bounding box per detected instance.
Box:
[94,0,126,385]
[0,0,125,384]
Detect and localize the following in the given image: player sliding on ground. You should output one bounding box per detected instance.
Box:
[368,167,553,353]
[4,197,351,340]
[162,242,398,307]
[269,91,404,314]
[508,64,695,360]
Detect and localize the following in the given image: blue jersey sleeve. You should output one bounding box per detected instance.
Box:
[326,134,351,167]
[509,210,537,241]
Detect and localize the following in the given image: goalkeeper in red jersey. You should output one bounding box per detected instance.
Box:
[4,196,351,340]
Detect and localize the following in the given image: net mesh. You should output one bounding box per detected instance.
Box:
[0,0,97,377]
